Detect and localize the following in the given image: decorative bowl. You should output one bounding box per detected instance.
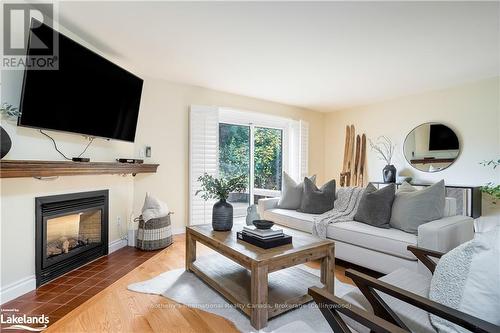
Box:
[252,220,274,230]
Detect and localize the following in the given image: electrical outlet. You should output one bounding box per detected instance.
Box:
[145,146,151,158]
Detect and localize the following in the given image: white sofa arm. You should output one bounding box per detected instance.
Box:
[418,215,474,253]
[257,197,280,217]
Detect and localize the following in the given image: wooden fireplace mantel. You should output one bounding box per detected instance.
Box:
[0,160,159,178]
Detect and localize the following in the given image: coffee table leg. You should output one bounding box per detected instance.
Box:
[185,231,196,272]
[251,264,268,329]
[321,245,335,293]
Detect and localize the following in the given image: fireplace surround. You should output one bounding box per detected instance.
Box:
[35,190,109,286]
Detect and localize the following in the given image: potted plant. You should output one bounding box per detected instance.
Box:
[480,159,500,204]
[196,173,247,231]
[369,136,396,183]
[0,103,21,159]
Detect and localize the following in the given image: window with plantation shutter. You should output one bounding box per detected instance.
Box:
[189,106,309,225]
[189,105,219,225]
[299,120,309,180]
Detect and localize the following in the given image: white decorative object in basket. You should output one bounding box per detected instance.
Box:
[136,193,173,251]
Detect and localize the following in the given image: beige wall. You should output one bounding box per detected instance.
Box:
[324,77,500,221]
[0,74,324,297]
[133,78,326,233]
[1,62,136,295]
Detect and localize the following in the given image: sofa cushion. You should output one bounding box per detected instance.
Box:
[326,221,417,260]
[277,172,316,210]
[390,180,446,234]
[354,183,395,228]
[298,178,336,214]
[263,209,417,260]
[341,268,434,333]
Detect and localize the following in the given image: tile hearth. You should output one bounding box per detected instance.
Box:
[1,246,161,329]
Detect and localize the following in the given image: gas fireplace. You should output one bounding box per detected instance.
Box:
[35,190,109,286]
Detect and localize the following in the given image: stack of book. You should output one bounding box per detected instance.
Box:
[237,226,292,249]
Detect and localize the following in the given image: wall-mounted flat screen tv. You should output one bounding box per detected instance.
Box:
[19,20,143,142]
[428,124,459,151]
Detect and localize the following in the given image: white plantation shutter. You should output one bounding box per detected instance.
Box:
[189,105,219,225]
[299,120,309,179]
[288,121,301,182]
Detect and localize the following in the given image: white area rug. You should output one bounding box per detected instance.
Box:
[128,264,354,333]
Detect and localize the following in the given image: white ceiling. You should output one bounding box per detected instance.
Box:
[57,1,500,112]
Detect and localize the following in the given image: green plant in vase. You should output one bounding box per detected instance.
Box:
[480,159,500,204]
[196,173,247,231]
[0,103,21,119]
[0,103,20,159]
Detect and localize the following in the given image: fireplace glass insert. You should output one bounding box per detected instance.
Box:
[46,209,102,258]
[36,190,109,286]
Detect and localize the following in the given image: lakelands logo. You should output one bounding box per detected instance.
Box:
[2,2,59,70]
[1,313,49,331]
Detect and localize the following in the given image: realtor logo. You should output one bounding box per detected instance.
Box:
[1,308,49,331]
[2,2,58,69]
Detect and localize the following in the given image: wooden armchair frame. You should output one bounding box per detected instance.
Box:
[308,286,407,333]
[308,245,500,333]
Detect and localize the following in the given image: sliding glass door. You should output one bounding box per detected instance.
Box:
[253,126,283,202]
[219,123,251,217]
[219,123,283,217]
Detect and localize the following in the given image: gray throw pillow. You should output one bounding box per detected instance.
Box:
[390,180,445,234]
[298,178,335,214]
[277,172,316,210]
[354,183,395,228]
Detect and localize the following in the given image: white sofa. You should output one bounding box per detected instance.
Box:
[258,197,474,274]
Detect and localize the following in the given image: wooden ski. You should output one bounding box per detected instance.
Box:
[353,135,361,186]
[340,125,350,186]
[340,125,367,187]
[358,134,366,187]
[347,125,355,186]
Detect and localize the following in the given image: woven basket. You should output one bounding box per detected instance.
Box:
[135,213,173,251]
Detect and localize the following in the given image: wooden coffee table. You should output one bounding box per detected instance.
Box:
[185,224,335,329]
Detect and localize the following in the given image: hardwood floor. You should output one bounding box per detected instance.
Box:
[46,234,354,333]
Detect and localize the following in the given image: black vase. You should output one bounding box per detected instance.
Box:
[212,199,233,231]
[383,164,397,183]
[0,126,12,159]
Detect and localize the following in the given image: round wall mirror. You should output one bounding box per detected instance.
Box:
[403,123,460,172]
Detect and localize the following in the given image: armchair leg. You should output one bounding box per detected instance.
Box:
[308,287,408,333]
[348,272,411,331]
[316,302,352,333]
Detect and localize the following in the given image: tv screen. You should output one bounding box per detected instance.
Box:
[19,20,143,142]
[429,124,459,151]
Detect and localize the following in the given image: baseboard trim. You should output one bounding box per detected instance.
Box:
[109,238,128,253]
[0,275,36,305]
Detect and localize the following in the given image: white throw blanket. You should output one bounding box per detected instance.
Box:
[312,187,364,238]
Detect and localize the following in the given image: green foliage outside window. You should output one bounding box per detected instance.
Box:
[219,124,250,183]
[219,124,282,191]
[254,127,282,190]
